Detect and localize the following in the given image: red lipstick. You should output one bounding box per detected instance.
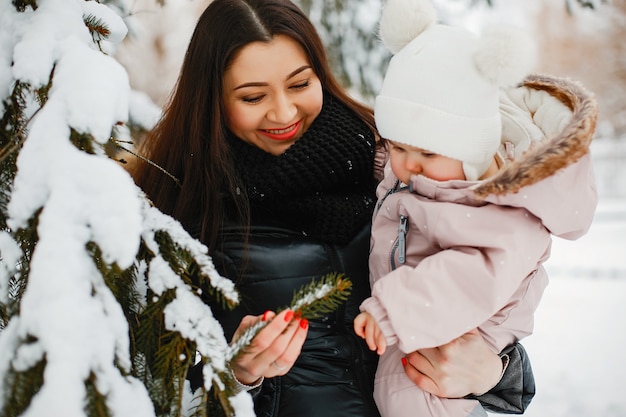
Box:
[259,120,302,141]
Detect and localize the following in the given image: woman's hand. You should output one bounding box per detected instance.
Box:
[402,329,503,398]
[229,309,309,385]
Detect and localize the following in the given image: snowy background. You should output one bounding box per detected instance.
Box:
[0,0,624,416]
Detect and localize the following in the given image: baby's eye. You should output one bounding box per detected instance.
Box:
[421,152,436,158]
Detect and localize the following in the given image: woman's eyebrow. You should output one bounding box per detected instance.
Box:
[286,65,312,80]
[233,65,312,90]
[234,81,267,90]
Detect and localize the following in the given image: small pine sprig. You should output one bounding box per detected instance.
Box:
[289,272,352,319]
[226,273,351,361]
[84,14,110,43]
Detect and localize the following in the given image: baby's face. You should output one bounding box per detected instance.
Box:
[388,140,465,183]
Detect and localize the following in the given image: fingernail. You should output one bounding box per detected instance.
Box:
[299,318,309,329]
[262,310,271,321]
[284,310,294,322]
[294,311,302,320]
[401,357,407,367]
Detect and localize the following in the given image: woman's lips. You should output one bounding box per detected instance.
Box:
[259,120,302,141]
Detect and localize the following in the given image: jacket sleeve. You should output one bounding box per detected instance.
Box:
[469,342,536,414]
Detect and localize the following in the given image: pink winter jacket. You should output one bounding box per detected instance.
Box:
[361,74,598,355]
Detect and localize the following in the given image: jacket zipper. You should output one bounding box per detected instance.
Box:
[390,215,408,270]
[376,180,400,213]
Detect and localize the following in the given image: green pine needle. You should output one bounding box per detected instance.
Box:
[83,14,110,42]
[226,273,351,360]
[288,272,352,319]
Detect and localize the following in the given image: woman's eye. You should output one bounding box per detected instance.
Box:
[242,95,263,104]
[291,80,310,90]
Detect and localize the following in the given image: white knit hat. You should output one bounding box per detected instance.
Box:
[375,0,536,180]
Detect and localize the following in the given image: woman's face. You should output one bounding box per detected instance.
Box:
[223,35,323,156]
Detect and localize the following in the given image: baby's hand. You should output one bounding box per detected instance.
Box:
[353,312,387,355]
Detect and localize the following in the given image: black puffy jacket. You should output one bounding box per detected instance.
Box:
[208,221,381,417]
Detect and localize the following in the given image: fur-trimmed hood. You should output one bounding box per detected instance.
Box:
[475,73,598,197]
[476,73,598,239]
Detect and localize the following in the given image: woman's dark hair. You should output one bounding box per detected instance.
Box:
[131,0,377,251]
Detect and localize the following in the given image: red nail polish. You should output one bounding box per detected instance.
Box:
[284,310,294,322]
[300,318,309,329]
[294,311,302,320]
[401,357,407,367]
[262,310,271,321]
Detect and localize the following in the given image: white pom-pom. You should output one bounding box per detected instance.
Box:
[473,25,537,87]
[379,0,438,54]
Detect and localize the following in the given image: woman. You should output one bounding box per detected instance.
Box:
[131,0,536,415]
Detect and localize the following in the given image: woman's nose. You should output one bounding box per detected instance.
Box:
[267,94,297,123]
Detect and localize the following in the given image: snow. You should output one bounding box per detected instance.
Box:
[512,198,626,417]
[1,1,625,416]
[2,4,148,415]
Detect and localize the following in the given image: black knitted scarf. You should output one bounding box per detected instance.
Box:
[227,95,377,244]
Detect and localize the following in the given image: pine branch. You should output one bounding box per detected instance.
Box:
[0,82,29,167]
[0,210,40,330]
[110,139,181,187]
[84,14,110,46]
[133,202,242,416]
[289,272,352,319]
[132,287,196,417]
[12,0,38,12]
[0,346,46,417]
[85,240,194,417]
[86,241,142,321]
[226,273,351,361]
[207,376,236,417]
[152,331,193,417]
[184,389,208,417]
[85,372,111,417]
[0,275,24,330]
[70,128,97,155]
[574,0,609,9]
[152,229,238,310]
